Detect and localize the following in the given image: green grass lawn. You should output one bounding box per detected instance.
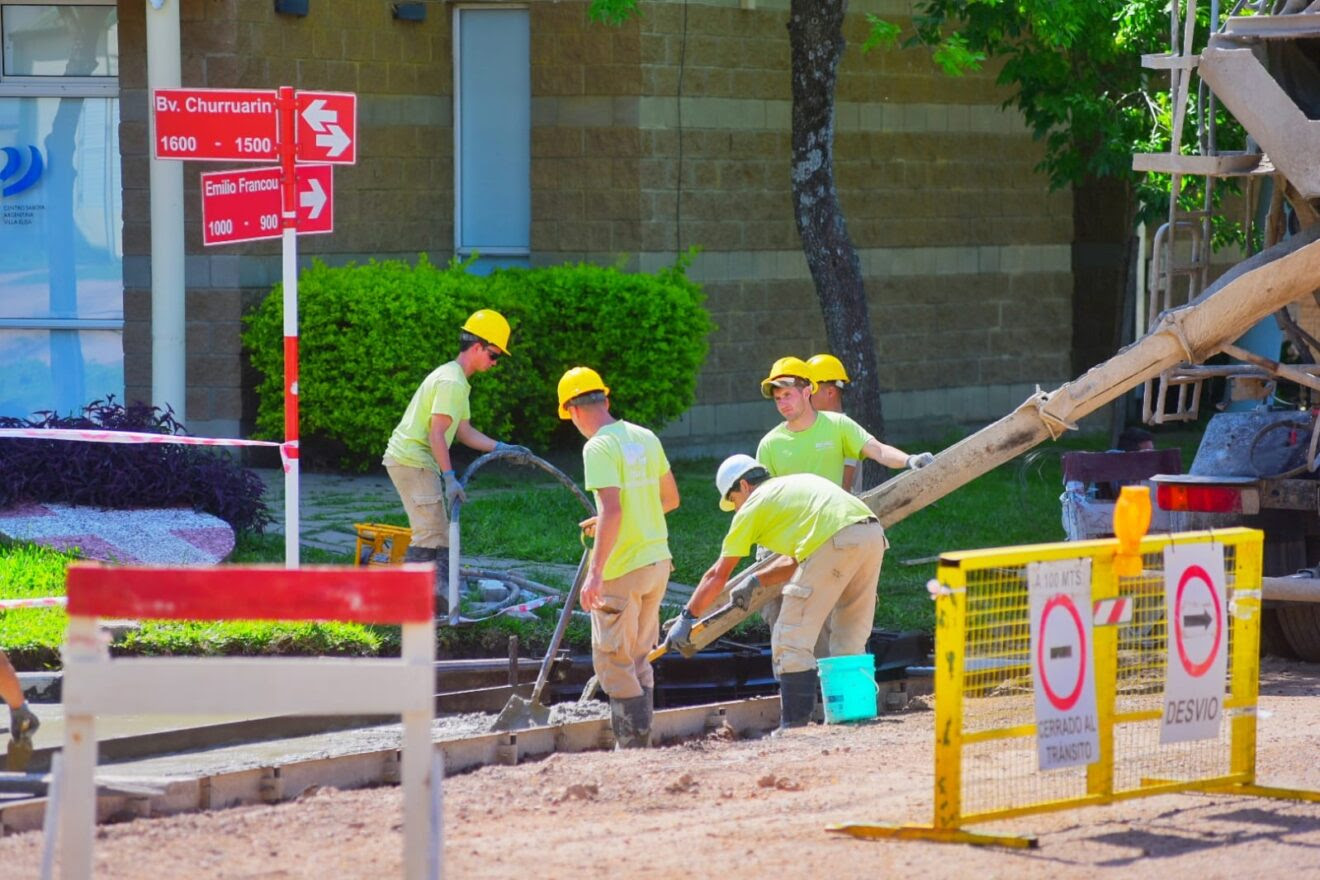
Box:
[0,424,1203,667]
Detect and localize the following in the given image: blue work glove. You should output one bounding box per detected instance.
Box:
[728,575,762,611]
[442,470,467,506]
[664,608,697,649]
[906,452,935,470]
[9,703,38,739]
[493,441,533,461]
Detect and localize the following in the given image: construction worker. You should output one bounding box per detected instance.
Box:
[757,355,934,484]
[382,309,530,609]
[669,455,887,731]
[0,651,39,744]
[807,353,859,490]
[559,367,679,748]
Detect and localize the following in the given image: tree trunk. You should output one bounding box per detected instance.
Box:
[787,0,886,487]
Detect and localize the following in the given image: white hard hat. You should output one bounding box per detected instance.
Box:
[716,453,762,511]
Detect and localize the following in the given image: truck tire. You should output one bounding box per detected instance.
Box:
[1276,604,1320,662]
[1259,607,1297,659]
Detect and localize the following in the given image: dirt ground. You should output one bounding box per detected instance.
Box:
[3,658,1320,879]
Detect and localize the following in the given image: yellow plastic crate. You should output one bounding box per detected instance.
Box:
[353,522,413,567]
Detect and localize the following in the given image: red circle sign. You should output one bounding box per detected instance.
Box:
[1037,594,1087,711]
[1174,564,1223,678]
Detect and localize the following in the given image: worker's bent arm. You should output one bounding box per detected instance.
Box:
[428,414,455,473]
[755,555,800,588]
[659,469,680,514]
[861,437,910,470]
[454,419,497,454]
[688,555,742,616]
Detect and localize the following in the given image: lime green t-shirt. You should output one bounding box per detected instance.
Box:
[583,420,672,580]
[382,361,470,470]
[756,410,873,485]
[721,472,877,562]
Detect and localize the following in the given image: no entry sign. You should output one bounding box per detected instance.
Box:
[153,88,279,162]
[200,164,333,246]
[1160,542,1228,744]
[1028,558,1100,771]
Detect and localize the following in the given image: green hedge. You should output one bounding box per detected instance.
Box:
[243,253,714,469]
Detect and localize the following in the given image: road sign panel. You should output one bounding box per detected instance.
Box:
[153,88,279,162]
[1160,542,1228,744]
[200,164,334,247]
[295,91,357,164]
[1028,558,1100,771]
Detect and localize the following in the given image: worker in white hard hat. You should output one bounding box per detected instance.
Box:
[559,366,680,749]
[807,353,860,491]
[382,309,531,610]
[669,454,888,732]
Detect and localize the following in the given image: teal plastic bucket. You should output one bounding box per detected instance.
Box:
[816,653,878,724]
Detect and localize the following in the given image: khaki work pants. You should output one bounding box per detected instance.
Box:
[772,521,888,676]
[383,458,449,550]
[590,560,671,699]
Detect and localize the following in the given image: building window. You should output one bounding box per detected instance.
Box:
[0,1,120,419]
[454,5,530,274]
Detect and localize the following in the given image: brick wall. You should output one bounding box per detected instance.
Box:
[116,0,1075,451]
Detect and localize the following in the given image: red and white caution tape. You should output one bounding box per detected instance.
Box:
[1092,597,1133,626]
[0,428,296,472]
[0,596,67,610]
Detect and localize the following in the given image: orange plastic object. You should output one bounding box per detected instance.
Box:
[1112,484,1152,577]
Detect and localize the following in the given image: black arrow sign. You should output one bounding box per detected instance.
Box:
[1050,645,1072,660]
[1183,611,1212,630]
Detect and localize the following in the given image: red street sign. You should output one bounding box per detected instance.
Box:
[153,88,279,162]
[295,91,357,164]
[199,164,334,247]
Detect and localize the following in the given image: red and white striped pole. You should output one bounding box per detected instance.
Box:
[278,85,300,568]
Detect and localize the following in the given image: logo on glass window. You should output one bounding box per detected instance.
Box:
[1,146,44,197]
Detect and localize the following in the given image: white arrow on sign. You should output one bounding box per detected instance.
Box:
[301,98,336,132]
[300,177,327,219]
[316,124,351,159]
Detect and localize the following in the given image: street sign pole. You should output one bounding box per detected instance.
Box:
[279,85,300,569]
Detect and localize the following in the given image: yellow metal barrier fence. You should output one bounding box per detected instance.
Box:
[832,527,1320,848]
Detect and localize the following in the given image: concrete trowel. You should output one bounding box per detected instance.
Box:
[491,544,591,731]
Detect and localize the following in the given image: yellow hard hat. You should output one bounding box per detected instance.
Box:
[557,366,610,419]
[808,353,849,385]
[759,356,817,398]
[461,309,511,354]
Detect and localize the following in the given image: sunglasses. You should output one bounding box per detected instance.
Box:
[485,345,503,362]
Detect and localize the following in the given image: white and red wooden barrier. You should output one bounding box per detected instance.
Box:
[58,562,438,879]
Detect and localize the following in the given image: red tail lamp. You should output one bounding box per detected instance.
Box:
[1156,483,1245,514]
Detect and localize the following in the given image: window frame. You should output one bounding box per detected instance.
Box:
[0,0,118,97]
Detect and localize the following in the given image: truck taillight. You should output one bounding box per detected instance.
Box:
[1156,483,1243,513]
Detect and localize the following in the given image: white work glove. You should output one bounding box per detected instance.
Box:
[728,576,762,611]
[906,452,935,470]
[664,609,697,649]
[442,470,467,506]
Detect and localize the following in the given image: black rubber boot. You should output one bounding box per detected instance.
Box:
[641,685,655,743]
[403,545,437,563]
[610,694,652,749]
[774,669,819,734]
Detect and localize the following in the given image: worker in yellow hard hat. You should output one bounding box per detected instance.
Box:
[754,355,934,666]
[806,353,859,489]
[757,354,933,490]
[382,308,530,610]
[559,366,680,748]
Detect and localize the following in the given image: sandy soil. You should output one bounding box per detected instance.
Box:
[3,658,1320,879]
